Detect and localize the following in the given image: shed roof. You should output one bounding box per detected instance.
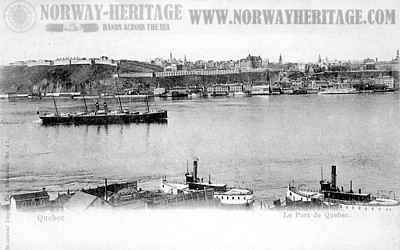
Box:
[63,191,100,210]
[10,191,49,201]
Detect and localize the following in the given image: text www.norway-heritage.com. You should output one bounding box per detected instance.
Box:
[39,4,396,25]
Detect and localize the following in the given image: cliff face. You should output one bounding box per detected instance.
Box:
[0,60,163,94]
[0,64,116,94]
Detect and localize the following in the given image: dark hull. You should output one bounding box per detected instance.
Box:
[40,111,167,125]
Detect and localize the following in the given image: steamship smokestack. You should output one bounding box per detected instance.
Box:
[331,165,337,190]
[350,180,353,193]
[193,159,198,182]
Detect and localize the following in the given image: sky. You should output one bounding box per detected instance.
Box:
[1,0,400,64]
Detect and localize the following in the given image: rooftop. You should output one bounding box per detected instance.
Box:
[223,189,252,195]
[10,190,49,201]
[63,191,101,210]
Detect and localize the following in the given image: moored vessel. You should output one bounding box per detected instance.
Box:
[39,96,167,125]
[285,165,400,211]
[160,159,254,207]
[319,87,358,95]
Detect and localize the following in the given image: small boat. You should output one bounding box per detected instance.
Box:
[232,91,245,96]
[160,159,254,207]
[171,91,189,98]
[374,88,396,93]
[210,91,229,97]
[306,88,319,94]
[281,88,294,95]
[171,88,189,98]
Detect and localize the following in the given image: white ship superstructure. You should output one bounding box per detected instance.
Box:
[160,159,254,207]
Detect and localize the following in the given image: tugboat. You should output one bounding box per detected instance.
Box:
[39,96,167,125]
[285,165,400,211]
[319,165,399,210]
[160,159,254,207]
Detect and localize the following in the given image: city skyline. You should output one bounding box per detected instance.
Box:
[4,49,400,67]
[1,0,400,65]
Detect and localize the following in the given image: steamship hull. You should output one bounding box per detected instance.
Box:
[40,110,168,125]
[214,189,254,206]
[285,165,400,212]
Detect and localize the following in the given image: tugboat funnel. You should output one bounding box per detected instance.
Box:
[193,159,198,182]
[331,165,337,189]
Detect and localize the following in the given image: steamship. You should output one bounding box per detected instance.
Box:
[39,96,167,125]
[286,165,400,211]
[160,159,254,206]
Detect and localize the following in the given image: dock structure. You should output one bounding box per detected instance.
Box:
[145,188,217,208]
[79,179,218,209]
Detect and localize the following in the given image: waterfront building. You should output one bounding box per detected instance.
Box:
[94,56,117,66]
[240,54,263,70]
[251,85,270,95]
[53,58,71,66]
[8,61,25,66]
[227,83,243,93]
[164,64,177,71]
[120,72,153,78]
[26,60,53,67]
[10,188,50,210]
[375,76,395,88]
[70,57,91,65]
[363,58,377,70]
[207,84,229,96]
[297,63,306,72]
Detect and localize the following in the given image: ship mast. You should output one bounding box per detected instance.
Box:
[118,96,123,112]
[320,166,323,181]
[267,71,272,94]
[145,95,150,112]
[83,95,88,112]
[52,96,59,116]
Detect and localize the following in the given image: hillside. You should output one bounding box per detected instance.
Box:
[0,60,163,94]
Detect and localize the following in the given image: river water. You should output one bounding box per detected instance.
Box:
[1,93,400,203]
